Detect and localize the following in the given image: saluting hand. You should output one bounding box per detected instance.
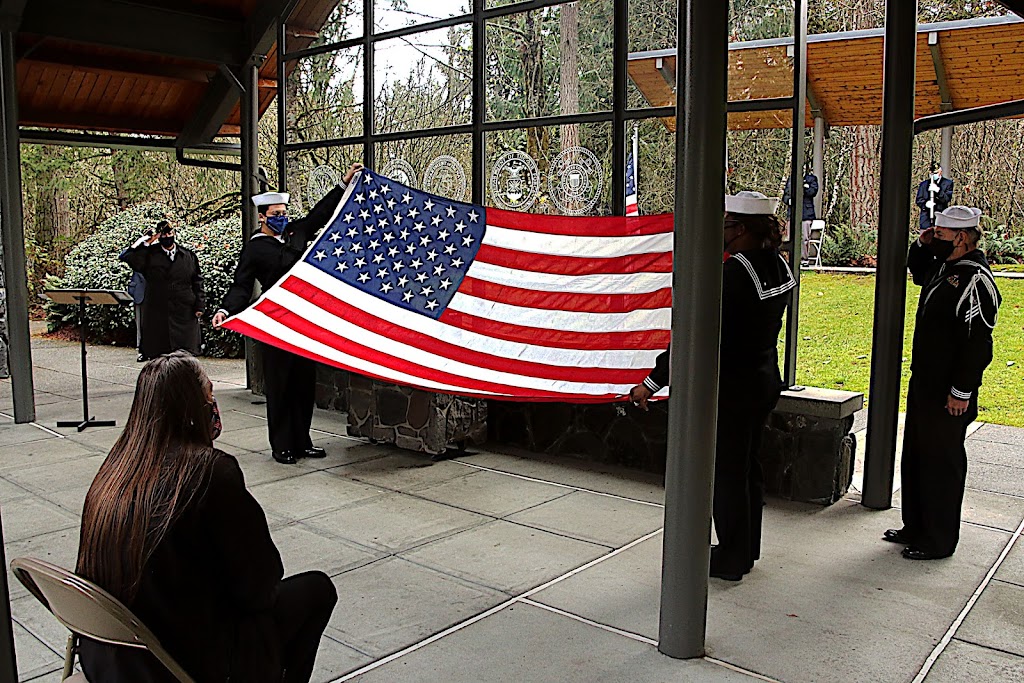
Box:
[946,394,968,417]
[919,228,934,245]
[629,384,653,412]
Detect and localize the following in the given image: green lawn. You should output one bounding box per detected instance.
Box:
[790,271,1024,427]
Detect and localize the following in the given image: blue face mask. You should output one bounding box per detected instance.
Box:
[265,215,289,234]
[931,173,940,182]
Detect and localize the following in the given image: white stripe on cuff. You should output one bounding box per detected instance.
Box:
[950,387,972,400]
[643,376,662,393]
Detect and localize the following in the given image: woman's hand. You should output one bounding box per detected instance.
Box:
[343,163,365,185]
[212,311,227,327]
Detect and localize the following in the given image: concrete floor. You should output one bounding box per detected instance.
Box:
[1,335,1022,682]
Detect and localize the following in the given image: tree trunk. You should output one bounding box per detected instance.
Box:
[847,0,884,232]
[559,2,580,153]
[111,149,131,211]
[522,11,550,176]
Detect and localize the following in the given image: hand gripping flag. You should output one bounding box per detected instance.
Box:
[223,169,673,402]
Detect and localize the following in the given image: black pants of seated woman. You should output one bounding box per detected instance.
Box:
[711,377,780,577]
[80,571,337,683]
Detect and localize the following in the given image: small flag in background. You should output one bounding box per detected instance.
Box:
[224,170,673,402]
[626,125,640,217]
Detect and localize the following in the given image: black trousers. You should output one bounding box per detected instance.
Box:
[274,571,338,683]
[711,378,778,575]
[901,377,978,556]
[262,343,317,454]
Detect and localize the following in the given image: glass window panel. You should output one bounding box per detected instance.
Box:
[374,25,473,135]
[628,0,674,54]
[626,118,675,216]
[486,122,612,216]
[284,47,364,145]
[375,134,472,201]
[486,2,614,123]
[285,145,364,216]
[285,1,363,54]
[373,0,471,33]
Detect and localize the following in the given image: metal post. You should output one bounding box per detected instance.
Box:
[657,0,725,659]
[783,0,808,387]
[362,0,375,170]
[0,507,17,683]
[241,59,260,390]
[940,125,952,177]
[0,29,35,423]
[471,0,484,204]
[863,0,918,510]
[812,115,825,218]
[277,17,288,191]
[611,0,628,215]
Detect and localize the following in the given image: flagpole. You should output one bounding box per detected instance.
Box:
[632,124,640,205]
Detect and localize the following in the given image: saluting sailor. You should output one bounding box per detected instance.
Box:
[629,191,795,581]
[885,205,1001,560]
[213,163,364,464]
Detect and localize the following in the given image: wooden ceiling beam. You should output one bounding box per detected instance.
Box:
[928,32,954,113]
[20,49,216,83]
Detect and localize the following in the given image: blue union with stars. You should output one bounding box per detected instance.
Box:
[304,170,487,320]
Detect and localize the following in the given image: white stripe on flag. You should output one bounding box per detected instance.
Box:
[465,260,671,294]
[483,224,671,258]
[264,288,641,396]
[286,264,665,368]
[447,292,671,332]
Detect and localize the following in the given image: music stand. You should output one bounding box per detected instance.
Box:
[42,289,132,432]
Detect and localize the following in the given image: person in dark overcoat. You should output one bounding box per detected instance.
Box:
[120,221,204,359]
[884,205,1001,560]
[628,191,794,581]
[213,163,363,465]
[915,164,955,230]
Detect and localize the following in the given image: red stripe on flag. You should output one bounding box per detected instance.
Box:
[439,307,669,351]
[251,298,622,401]
[474,244,672,275]
[279,277,650,383]
[459,276,672,313]
[488,207,672,237]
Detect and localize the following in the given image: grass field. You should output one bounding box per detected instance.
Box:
[791,271,1024,427]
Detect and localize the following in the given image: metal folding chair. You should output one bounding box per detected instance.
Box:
[10,557,195,683]
[805,219,826,267]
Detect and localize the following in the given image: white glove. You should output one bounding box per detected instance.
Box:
[929,182,940,193]
[925,199,935,210]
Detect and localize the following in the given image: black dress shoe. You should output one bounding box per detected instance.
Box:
[902,546,952,561]
[303,446,327,459]
[272,450,298,465]
[883,528,913,544]
[137,353,146,362]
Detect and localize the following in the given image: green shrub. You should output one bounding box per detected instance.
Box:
[47,203,244,358]
[980,218,1024,265]
[820,224,877,267]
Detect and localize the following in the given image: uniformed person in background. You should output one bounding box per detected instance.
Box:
[884,205,1001,560]
[629,191,794,581]
[120,220,204,359]
[213,163,363,464]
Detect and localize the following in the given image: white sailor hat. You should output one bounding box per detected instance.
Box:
[725,190,781,216]
[251,191,290,207]
[935,205,983,229]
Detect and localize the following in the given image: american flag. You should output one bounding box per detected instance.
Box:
[224,169,673,402]
[625,126,640,217]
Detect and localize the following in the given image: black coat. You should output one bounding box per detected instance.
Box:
[782,173,819,221]
[907,241,1001,400]
[120,244,204,357]
[79,453,286,683]
[220,185,346,316]
[915,176,954,229]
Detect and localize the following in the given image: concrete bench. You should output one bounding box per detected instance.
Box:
[759,387,864,505]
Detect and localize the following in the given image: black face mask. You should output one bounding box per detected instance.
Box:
[928,236,956,261]
[159,235,175,249]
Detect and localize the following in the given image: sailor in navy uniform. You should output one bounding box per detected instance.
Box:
[213,163,363,464]
[885,206,1001,560]
[629,191,795,581]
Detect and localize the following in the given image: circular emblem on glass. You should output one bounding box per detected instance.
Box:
[381,158,417,188]
[548,146,604,216]
[306,165,340,208]
[423,155,468,201]
[489,151,540,212]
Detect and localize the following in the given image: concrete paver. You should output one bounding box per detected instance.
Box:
[506,490,664,547]
[956,579,1024,658]
[924,639,1024,682]
[413,470,571,518]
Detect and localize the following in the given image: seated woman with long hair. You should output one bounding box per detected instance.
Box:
[76,352,337,682]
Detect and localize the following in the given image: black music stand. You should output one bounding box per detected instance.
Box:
[42,289,132,432]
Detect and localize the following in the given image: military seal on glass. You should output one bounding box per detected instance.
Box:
[490,151,540,211]
[306,165,341,209]
[382,158,418,188]
[423,155,468,201]
[548,146,603,216]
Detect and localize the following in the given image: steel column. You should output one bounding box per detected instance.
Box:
[863,0,918,510]
[240,59,260,390]
[471,0,485,205]
[611,0,628,215]
[278,17,288,191]
[783,0,808,387]
[362,0,375,169]
[940,125,952,175]
[0,30,34,423]
[657,0,725,659]
[812,115,825,217]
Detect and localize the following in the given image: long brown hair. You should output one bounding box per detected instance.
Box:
[77,352,217,603]
[728,212,784,251]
